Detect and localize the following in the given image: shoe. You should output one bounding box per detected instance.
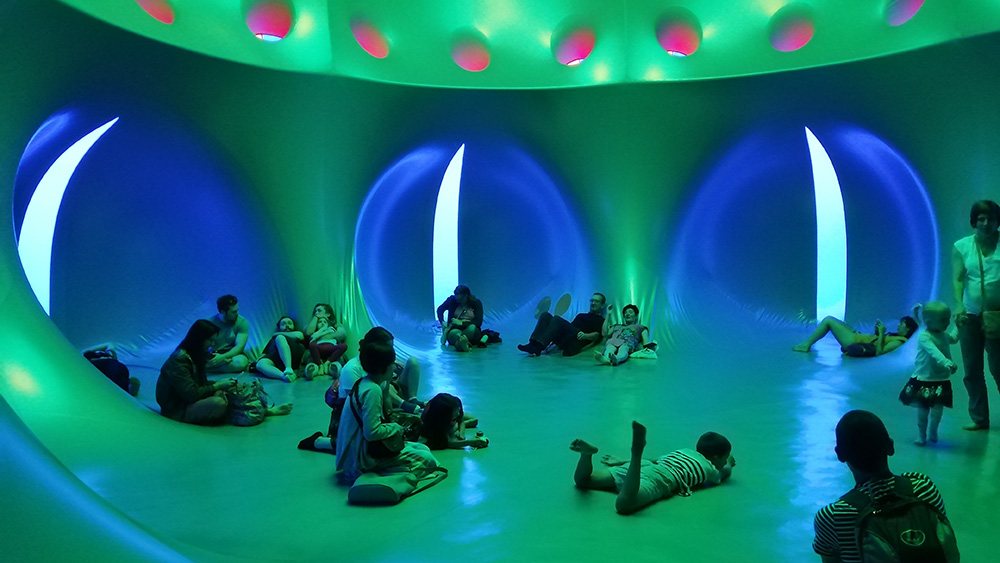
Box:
[962,423,989,431]
[518,342,541,356]
[298,431,323,451]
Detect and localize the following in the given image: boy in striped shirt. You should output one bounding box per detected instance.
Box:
[812,410,950,562]
[570,421,735,515]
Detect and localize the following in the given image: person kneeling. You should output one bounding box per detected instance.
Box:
[570,421,735,515]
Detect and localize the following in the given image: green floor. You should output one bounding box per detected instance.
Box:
[3,330,996,561]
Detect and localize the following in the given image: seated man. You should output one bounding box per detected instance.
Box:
[517,292,607,357]
[206,294,250,374]
[813,410,958,562]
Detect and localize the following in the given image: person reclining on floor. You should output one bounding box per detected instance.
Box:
[334,335,439,485]
[570,421,735,515]
[206,294,250,373]
[793,315,917,357]
[254,315,306,382]
[594,304,652,366]
[517,292,607,357]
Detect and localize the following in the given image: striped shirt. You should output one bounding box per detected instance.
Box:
[653,448,722,496]
[813,472,946,563]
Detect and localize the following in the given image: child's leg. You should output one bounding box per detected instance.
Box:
[915,406,929,446]
[928,405,944,443]
[309,341,324,364]
[570,439,616,490]
[615,421,657,515]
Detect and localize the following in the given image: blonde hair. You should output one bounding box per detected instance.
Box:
[915,301,951,330]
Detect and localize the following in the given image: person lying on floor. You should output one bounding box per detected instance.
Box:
[570,421,735,515]
[517,292,606,357]
[334,336,439,485]
[82,343,140,397]
[420,393,489,450]
[793,314,918,357]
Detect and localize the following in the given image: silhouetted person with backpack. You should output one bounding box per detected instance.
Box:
[812,410,959,562]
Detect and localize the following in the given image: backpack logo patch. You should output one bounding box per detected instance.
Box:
[900,529,926,547]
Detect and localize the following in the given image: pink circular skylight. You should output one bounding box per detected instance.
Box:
[246,1,293,42]
[656,10,702,57]
[885,0,925,27]
[769,6,814,52]
[554,28,595,66]
[135,0,174,25]
[452,38,490,72]
[351,19,389,58]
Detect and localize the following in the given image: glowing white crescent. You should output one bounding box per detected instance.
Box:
[805,127,847,321]
[17,117,119,315]
[432,144,466,314]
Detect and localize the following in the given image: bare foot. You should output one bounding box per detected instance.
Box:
[282,370,297,383]
[569,439,599,455]
[914,438,927,447]
[792,343,811,353]
[631,421,647,456]
[269,402,293,416]
[594,350,610,365]
[601,454,627,467]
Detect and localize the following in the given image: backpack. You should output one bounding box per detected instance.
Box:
[225,379,270,426]
[841,476,959,563]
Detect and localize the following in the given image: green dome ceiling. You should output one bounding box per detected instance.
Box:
[60,1,1000,87]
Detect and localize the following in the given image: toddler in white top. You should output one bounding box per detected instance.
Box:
[899,302,959,446]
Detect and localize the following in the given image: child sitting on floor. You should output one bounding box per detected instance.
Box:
[570,421,735,515]
[304,316,348,379]
[899,302,959,446]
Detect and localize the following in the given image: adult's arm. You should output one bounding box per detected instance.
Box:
[952,245,967,316]
[436,297,453,324]
[639,327,650,347]
[304,316,320,337]
[161,356,215,405]
[217,318,250,360]
[273,331,305,342]
[330,325,347,343]
[358,383,401,442]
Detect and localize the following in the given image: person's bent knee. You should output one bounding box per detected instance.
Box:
[229,354,249,371]
[275,335,288,345]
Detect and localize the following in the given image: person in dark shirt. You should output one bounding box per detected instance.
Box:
[156,320,236,425]
[436,285,485,352]
[517,292,607,357]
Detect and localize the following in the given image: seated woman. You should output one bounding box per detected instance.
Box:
[335,336,439,485]
[595,304,651,366]
[420,393,489,450]
[304,303,348,378]
[255,316,306,382]
[437,285,485,352]
[156,320,237,425]
[793,315,918,356]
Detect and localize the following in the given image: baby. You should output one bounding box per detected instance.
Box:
[570,421,735,515]
[899,302,959,446]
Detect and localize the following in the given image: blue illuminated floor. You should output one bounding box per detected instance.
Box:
[74,332,999,561]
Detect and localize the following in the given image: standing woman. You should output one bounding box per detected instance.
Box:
[953,199,1000,431]
[156,320,236,425]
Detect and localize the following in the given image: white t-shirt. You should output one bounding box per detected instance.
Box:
[955,234,1000,314]
[338,357,366,397]
[912,328,958,381]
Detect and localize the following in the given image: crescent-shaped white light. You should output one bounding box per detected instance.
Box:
[17,117,119,315]
[805,127,847,321]
[432,144,465,314]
